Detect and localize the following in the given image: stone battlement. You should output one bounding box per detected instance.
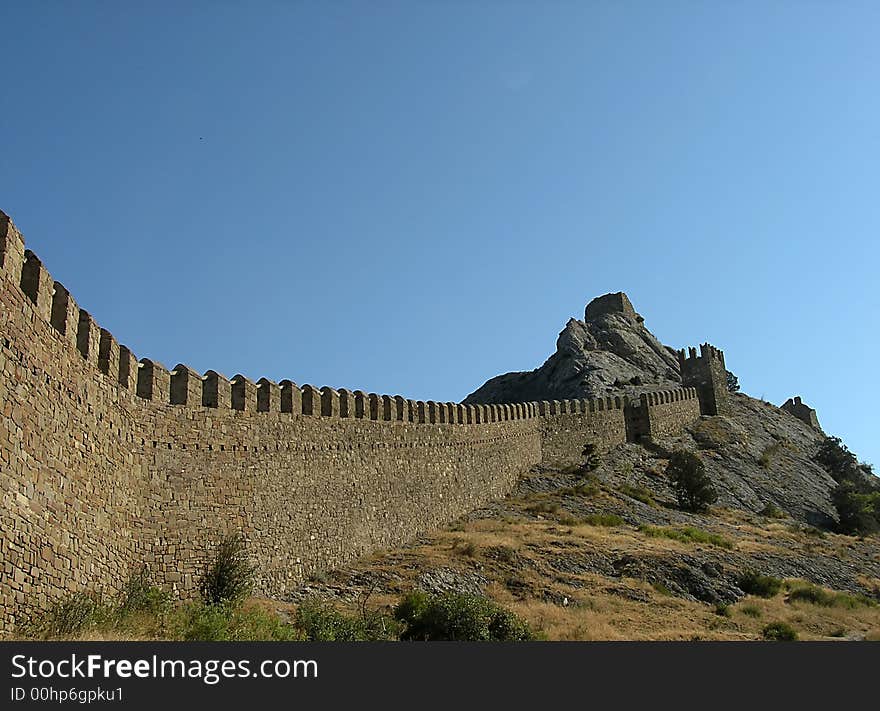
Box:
[781,396,821,430]
[0,210,731,634]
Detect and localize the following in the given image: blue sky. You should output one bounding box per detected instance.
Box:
[1,2,877,466]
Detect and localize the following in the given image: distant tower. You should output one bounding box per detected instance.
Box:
[678,343,729,416]
[780,396,821,430]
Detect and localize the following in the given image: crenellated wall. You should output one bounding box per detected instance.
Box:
[637,388,702,440]
[538,397,628,469]
[0,210,718,633]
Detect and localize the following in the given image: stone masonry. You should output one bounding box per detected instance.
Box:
[0,210,728,634]
[781,396,821,430]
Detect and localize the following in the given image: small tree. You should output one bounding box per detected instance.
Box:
[726,370,740,393]
[199,534,256,606]
[831,482,880,535]
[666,449,717,513]
[815,436,859,482]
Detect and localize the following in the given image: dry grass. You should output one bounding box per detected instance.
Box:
[24,471,879,642]
[308,496,880,641]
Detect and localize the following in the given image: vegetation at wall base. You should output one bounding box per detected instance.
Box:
[199,535,257,606]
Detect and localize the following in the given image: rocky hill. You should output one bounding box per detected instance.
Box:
[464,292,682,404]
[277,299,880,639]
[464,291,873,528]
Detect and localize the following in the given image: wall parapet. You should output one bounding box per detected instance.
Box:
[0,217,718,431]
[0,208,722,634]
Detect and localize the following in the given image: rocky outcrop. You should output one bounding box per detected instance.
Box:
[464,292,682,404]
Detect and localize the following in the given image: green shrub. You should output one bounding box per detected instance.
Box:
[762,621,798,641]
[199,535,256,607]
[559,480,601,498]
[526,500,559,515]
[759,503,785,519]
[738,570,783,598]
[581,513,625,527]
[394,591,532,641]
[726,371,740,393]
[23,592,107,638]
[639,525,733,549]
[740,604,762,618]
[116,566,170,618]
[581,443,601,472]
[714,603,732,617]
[786,583,875,609]
[759,441,785,469]
[831,482,880,535]
[556,512,581,526]
[666,450,717,513]
[815,437,860,482]
[295,599,398,641]
[618,484,656,507]
[174,602,299,641]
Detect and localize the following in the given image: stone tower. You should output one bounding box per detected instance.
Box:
[678,343,729,416]
[781,396,821,430]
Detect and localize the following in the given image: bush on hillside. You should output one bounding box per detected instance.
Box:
[295,599,398,641]
[815,437,880,535]
[815,437,860,482]
[831,482,880,536]
[666,450,717,513]
[738,570,783,598]
[394,591,532,641]
[726,370,740,393]
[762,621,798,641]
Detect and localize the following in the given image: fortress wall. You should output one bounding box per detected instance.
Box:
[0,210,710,633]
[641,387,702,439]
[538,397,628,468]
[135,409,540,596]
[0,213,547,631]
[0,219,147,633]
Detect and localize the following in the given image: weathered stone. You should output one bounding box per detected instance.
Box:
[781,396,821,430]
[464,292,683,405]
[0,210,758,637]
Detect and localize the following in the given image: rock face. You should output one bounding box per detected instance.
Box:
[464,292,682,404]
[463,291,876,529]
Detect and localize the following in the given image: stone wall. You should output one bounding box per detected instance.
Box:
[781,397,820,430]
[0,217,147,633]
[0,210,715,634]
[537,397,628,469]
[639,388,702,439]
[139,412,540,597]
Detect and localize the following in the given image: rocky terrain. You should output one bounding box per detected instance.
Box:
[465,291,860,527]
[272,292,880,640]
[464,292,683,404]
[276,453,880,640]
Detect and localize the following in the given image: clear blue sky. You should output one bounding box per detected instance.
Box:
[1,2,877,466]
